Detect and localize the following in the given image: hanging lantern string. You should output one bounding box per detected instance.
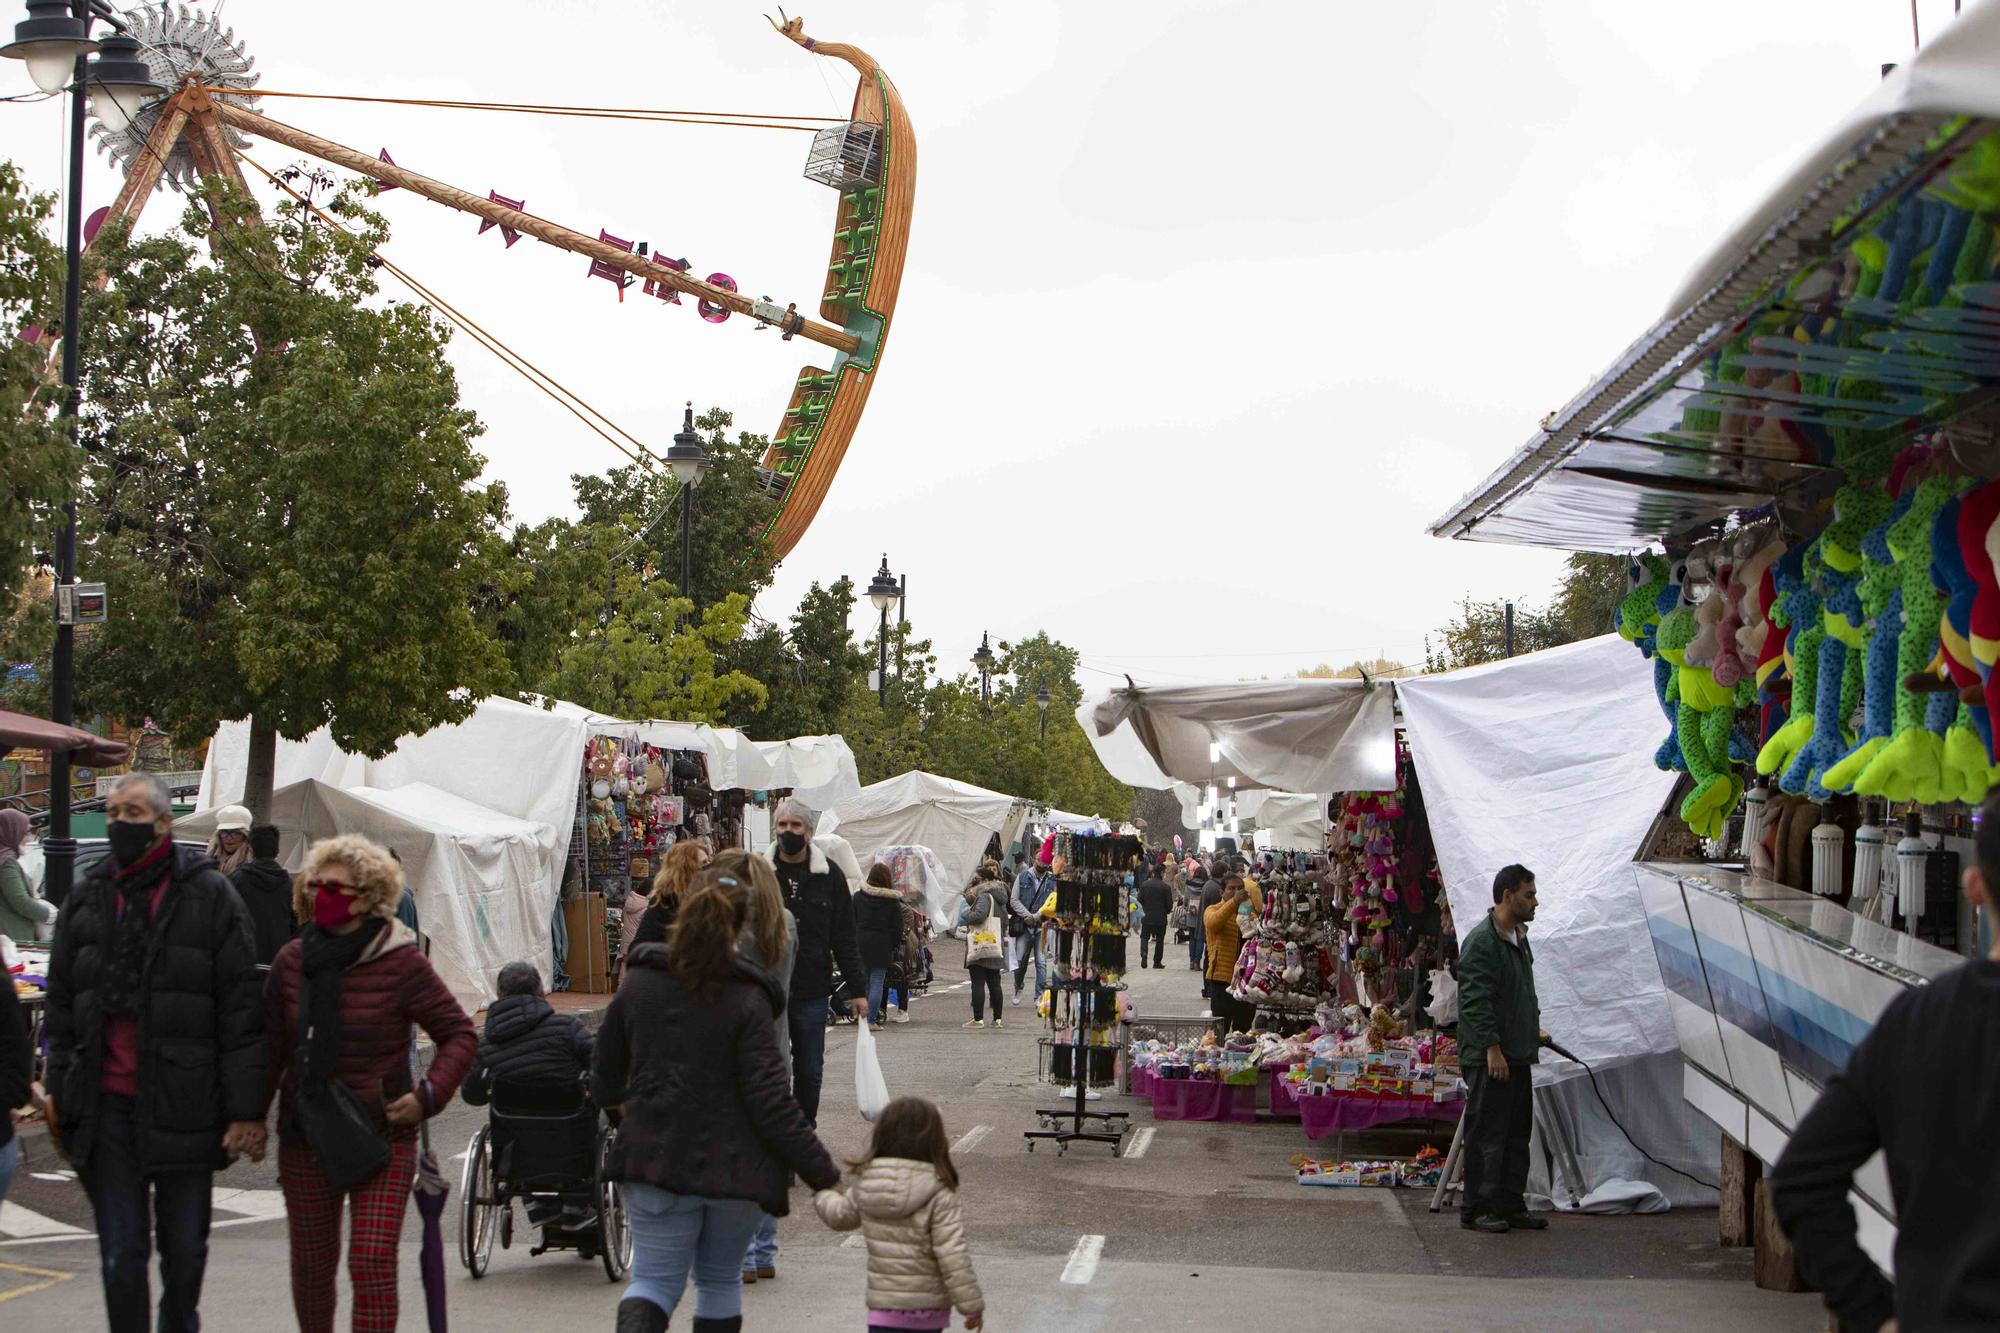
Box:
[236,147,665,474]
[203,87,838,131]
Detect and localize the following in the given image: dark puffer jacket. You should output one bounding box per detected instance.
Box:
[853,882,904,972]
[593,943,837,1215]
[461,992,595,1106]
[229,858,297,966]
[44,844,267,1172]
[264,919,477,1144]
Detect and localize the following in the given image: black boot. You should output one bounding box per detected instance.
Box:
[690,1319,742,1333]
[616,1297,669,1333]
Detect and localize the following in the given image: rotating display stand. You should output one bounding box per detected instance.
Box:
[1025,832,1140,1155]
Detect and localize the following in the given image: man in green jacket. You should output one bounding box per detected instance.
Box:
[1456,863,1549,1234]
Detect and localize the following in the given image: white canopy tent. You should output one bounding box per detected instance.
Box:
[753,734,863,810]
[1079,677,1398,794]
[178,779,559,1010]
[820,770,1021,900]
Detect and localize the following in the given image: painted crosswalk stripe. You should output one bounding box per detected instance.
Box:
[0,1202,86,1239]
[951,1124,991,1153]
[1123,1127,1155,1159]
[1060,1234,1104,1285]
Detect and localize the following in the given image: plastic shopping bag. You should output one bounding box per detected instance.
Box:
[854,1020,890,1122]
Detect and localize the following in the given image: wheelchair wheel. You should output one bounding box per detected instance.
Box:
[596,1126,632,1282]
[458,1125,499,1278]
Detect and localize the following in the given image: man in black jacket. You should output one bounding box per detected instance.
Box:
[45,772,267,1333]
[1136,866,1174,969]
[463,961,595,1105]
[229,824,295,966]
[771,799,866,1123]
[1772,793,2000,1333]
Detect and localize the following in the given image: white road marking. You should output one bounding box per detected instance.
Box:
[1060,1233,1105,1285]
[1123,1127,1155,1159]
[28,1173,73,1183]
[841,1232,867,1249]
[0,1202,86,1239]
[951,1124,991,1153]
[209,1188,289,1221]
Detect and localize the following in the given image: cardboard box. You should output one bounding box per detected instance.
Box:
[563,892,610,994]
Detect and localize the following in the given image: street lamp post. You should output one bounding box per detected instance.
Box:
[1036,683,1051,743]
[971,631,994,716]
[867,554,899,707]
[3,0,165,906]
[663,401,709,604]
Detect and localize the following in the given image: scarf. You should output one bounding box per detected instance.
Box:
[298,917,386,1095]
[97,836,175,1017]
[0,808,27,865]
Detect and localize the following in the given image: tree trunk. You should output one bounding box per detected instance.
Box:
[244,713,277,822]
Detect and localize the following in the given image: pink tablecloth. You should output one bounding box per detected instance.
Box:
[1296,1092,1463,1141]
[1264,1064,1301,1119]
[1130,1066,1158,1100]
[1150,1077,1259,1123]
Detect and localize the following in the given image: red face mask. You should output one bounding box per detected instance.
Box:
[311,884,358,930]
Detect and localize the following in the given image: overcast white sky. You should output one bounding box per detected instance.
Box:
[0,0,1967,686]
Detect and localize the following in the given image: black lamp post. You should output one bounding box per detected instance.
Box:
[3,0,165,905]
[1036,683,1051,743]
[663,401,709,604]
[972,631,994,715]
[866,554,899,707]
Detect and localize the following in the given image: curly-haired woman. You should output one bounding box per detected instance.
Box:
[630,837,710,951]
[263,834,476,1333]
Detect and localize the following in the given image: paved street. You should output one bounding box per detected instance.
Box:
[1,949,1825,1331]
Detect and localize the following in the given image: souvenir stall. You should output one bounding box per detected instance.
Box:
[1026,830,1140,1154]
[1422,5,2000,1242]
[575,729,747,989]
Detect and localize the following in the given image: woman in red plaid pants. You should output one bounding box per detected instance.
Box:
[263,836,477,1331]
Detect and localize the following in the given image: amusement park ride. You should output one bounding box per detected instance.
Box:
[44,2,915,558]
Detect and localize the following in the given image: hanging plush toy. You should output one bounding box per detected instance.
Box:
[1956,476,2000,762]
[1786,486,1891,799]
[1759,541,1827,790]
[1930,491,1996,784]
[1853,473,1959,800]
[1658,592,1741,838]
[1822,489,1911,793]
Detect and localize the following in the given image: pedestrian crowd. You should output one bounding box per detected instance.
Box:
[0,780,984,1333]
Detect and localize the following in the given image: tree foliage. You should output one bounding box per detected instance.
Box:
[0,160,65,598]
[67,181,512,808]
[1424,553,1629,672]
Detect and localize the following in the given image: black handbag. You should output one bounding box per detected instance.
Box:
[292,996,391,1192]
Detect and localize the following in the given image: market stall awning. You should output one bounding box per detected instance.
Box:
[0,708,128,767]
[820,770,1023,897]
[1079,678,1398,794]
[1431,3,2000,553]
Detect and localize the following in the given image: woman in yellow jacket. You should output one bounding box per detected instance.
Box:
[1202,877,1251,1033]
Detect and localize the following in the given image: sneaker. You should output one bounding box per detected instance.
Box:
[963,1019,987,1029]
[1500,1213,1549,1231]
[992,1018,1005,1029]
[1460,1214,1511,1234]
[741,1269,758,1284]
[755,1265,776,1280]
[890,1008,910,1024]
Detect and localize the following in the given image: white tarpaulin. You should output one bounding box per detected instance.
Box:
[753,734,862,810]
[820,771,1019,898]
[178,779,559,1010]
[1078,678,1397,793]
[1396,635,1680,1072]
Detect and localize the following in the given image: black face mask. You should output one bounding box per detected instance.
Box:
[776,831,808,858]
[107,819,159,867]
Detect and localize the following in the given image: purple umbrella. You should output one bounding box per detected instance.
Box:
[413,1101,449,1330]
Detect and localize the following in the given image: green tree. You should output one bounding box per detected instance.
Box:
[69,182,513,816]
[1424,554,1629,672]
[721,576,869,738]
[0,160,65,598]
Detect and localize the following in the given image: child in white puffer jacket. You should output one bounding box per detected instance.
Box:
[814,1097,985,1332]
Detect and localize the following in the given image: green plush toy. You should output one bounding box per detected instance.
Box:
[1758,541,1827,789]
[1853,474,1961,801]
[1659,601,1741,839]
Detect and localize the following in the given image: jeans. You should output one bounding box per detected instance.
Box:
[741,1212,779,1274]
[1140,923,1166,968]
[622,1185,763,1321]
[1189,929,1205,970]
[1012,936,1046,997]
[0,1136,17,1208]
[78,1094,214,1333]
[865,968,901,1026]
[789,1001,829,1124]
[1460,1063,1535,1221]
[970,967,1004,1021]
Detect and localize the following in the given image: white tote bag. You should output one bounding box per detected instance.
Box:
[854,1020,891,1121]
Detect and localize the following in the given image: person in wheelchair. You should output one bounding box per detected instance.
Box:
[463,961,596,1234]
